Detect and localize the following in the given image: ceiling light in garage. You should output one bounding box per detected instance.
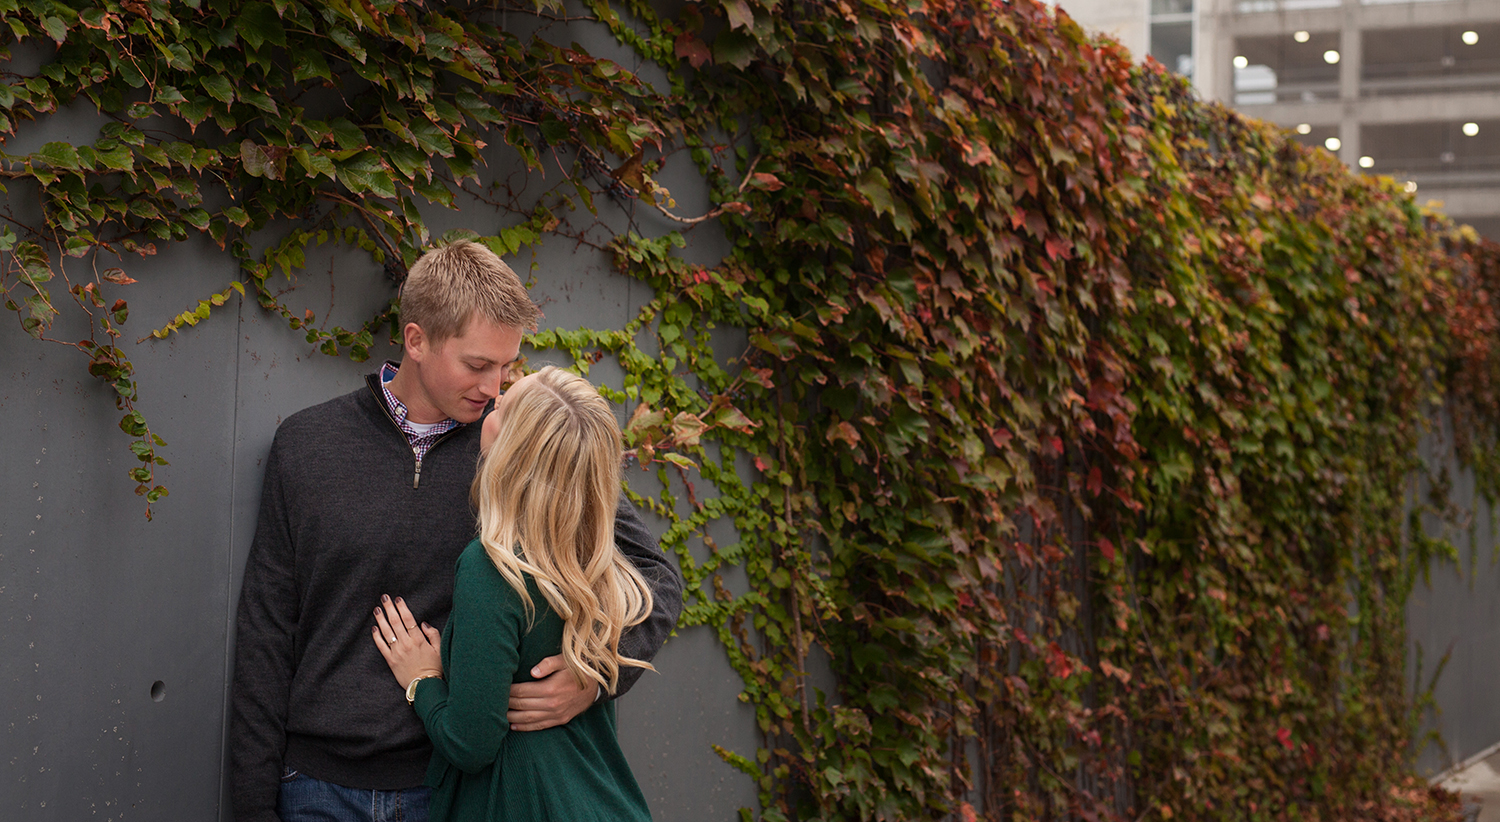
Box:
[1234,55,1249,69]
[1296,123,1312,134]
[1359,156,1374,168]
[1405,181,1418,193]
[1294,31,1310,43]
[1323,50,1340,64]
[1464,122,1480,136]
[1463,31,1479,45]
[1325,137,1342,151]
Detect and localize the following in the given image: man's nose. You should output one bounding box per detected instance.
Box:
[478,367,507,399]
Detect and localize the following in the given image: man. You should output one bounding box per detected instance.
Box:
[230,240,682,822]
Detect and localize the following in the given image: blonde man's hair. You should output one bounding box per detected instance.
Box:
[400,239,541,342]
[472,366,654,695]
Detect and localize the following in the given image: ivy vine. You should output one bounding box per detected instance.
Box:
[2,1,1492,821]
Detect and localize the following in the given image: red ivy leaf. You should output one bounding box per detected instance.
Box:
[749,172,784,191]
[962,140,996,167]
[1099,659,1132,685]
[1046,642,1074,679]
[674,32,712,68]
[826,420,860,448]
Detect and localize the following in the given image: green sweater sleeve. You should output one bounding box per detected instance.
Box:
[412,548,521,774]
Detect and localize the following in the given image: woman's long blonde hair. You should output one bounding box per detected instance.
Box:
[472,366,654,695]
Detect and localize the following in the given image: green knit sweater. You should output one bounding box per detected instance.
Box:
[411,539,653,822]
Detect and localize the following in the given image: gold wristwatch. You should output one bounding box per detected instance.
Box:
[406,674,440,704]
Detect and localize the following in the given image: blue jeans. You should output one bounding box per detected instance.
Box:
[277,767,431,822]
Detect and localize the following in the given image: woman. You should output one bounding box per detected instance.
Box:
[373,366,656,821]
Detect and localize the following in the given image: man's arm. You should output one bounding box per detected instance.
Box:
[229,441,299,822]
[505,493,681,730]
[610,493,683,696]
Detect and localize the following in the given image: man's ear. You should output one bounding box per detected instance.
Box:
[403,322,427,362]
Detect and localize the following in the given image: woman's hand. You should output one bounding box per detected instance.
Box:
[372,595,443,691]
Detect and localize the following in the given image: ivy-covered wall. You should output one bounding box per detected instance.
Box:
[4,0,1500,820]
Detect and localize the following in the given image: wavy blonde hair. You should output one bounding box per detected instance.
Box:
[472,366,654,694]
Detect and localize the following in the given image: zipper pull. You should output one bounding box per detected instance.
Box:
[413,457,423,489]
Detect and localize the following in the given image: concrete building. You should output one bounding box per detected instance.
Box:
[1059,0,1500,239]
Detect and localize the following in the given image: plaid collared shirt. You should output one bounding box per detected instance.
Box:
[379,361,463,463]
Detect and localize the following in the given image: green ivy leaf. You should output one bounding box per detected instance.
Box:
[162,43,193,71]
[118,411,147,437]
[413,177,455,207]
[40,15,66,44]
[856,167,894,218]
[35,141,80,169]
[96,144,134,172]
[409,119,454,157]
[293,51,332,83]
[328,25,367,64]
[539,117,570,146]
[712,30,757,70]
[330,118,366,151]
[235,2,287,50]
[201,74,235,104]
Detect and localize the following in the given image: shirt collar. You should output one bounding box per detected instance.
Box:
[379,360,460,430]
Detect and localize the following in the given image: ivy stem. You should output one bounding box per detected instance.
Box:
[318,191,404,264]
[649,156,761,226]
[776,373,813,736]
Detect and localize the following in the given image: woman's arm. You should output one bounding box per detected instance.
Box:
[410,550,522,774]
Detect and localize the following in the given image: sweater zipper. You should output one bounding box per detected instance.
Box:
[415,428,464,489]
[368,382,465,489]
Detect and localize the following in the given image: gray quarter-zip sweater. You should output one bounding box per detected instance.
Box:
[229,375,682,822]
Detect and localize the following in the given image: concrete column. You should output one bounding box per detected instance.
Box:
[1338,0,1362,166]
[1201,0,1233,105]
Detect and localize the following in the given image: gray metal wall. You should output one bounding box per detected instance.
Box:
[1408,421,1500,779]
[0,53,760,821]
